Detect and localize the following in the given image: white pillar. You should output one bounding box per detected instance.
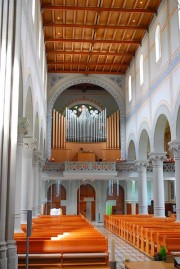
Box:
[0,1,22,268]
[169,140,180,221]
[148,152,166,217]
[38,159,45,215]
[0,1,10,268]
[32,151,42,218]
[14,118,29,232]
[135,162,148,214]
[21,138,38,223]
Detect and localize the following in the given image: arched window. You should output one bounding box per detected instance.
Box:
[155,25,161,62]
[140,54,144,86]
[128,75,132,102]
[32,0,35,23]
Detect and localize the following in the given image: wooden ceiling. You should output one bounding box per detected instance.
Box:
[41,0,162,75]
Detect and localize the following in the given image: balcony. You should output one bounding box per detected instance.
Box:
[42,161,175,180]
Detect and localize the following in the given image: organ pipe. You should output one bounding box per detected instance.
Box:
[52,109,56,149]
[117,111,120,149]
[52,108,120,149]
[106,111,120,150]
[55,111,59,148]
[52,109,66,149]
[58,114,61,148]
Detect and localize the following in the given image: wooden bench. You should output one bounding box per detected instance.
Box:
[17,238,109,267]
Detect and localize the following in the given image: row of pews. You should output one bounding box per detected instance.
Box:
[15,214,109,268]
[104,214,180,258]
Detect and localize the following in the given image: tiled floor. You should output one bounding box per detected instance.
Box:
[95,223,152,269]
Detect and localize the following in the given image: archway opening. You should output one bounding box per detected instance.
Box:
[107,182,124,215]
[128,140,136,161]
[50,83,121,162]
[44,182,66,215]
[77,183,96,221]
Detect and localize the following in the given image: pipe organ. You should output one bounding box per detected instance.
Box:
[106,111,120,149]
[52,109,66,149]
[66,107,107,143]
[52,108,120,150]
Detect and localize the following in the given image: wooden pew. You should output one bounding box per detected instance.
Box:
[16,215,109,267]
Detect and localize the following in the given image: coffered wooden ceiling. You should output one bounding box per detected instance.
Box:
[41,0,162,75]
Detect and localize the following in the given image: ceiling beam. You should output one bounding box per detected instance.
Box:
[41,5,156,14]
[46,50,134,56]
[48,70,125,75]
[43,23,147,31]
[45,38,140,45]
[47,61,129,67]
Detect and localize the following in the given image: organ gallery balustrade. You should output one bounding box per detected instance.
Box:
[42,161,175,173]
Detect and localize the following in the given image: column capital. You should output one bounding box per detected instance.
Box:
[148,152,166,166]
[23,137,38,158]
[168,140,180,159]
[32,150,42,166]
[17,117,29,142]
[135,161,148,172]
[39,159,46,170]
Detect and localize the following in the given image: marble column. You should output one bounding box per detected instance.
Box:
[168,140,180,221]
[0,1,10,268]
[21,138,38,223]
[135,162,148,214]
[0,1,22,268]
[38,159,45,215]
[32,150,42,218]
[148,152,166,217]
[14,118,29,232]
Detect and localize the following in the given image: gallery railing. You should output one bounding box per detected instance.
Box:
[43,161,175,173]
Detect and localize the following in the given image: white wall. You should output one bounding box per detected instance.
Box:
[20,1,47,151]
[125,0,180,155]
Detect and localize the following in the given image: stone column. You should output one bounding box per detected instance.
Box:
[14,118,29,232]
[148,152,166,217]
[0,1,10,268]
[135,162,148,214]
[168,140,180,221]
[21,138,38,223]
[38,159,45,215]
[32,151,42,218]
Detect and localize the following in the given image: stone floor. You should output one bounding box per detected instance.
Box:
[95,223,152,269]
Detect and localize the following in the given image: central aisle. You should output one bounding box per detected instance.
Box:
[95,223,152,269]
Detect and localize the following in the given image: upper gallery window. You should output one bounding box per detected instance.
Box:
[140,54,144,86]
[155,25,161,62]
[128,75,132,102]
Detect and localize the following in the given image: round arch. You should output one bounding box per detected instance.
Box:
[47,74,126,158]
[77,183,96,221]
[62,98,104,115]
[172,92,180,140]
[152,104,172,153]
[34,111,39,144]
[137,122,151,160]
[127,140,136,161]
[25,87,33,136]
[127,133,137,161]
